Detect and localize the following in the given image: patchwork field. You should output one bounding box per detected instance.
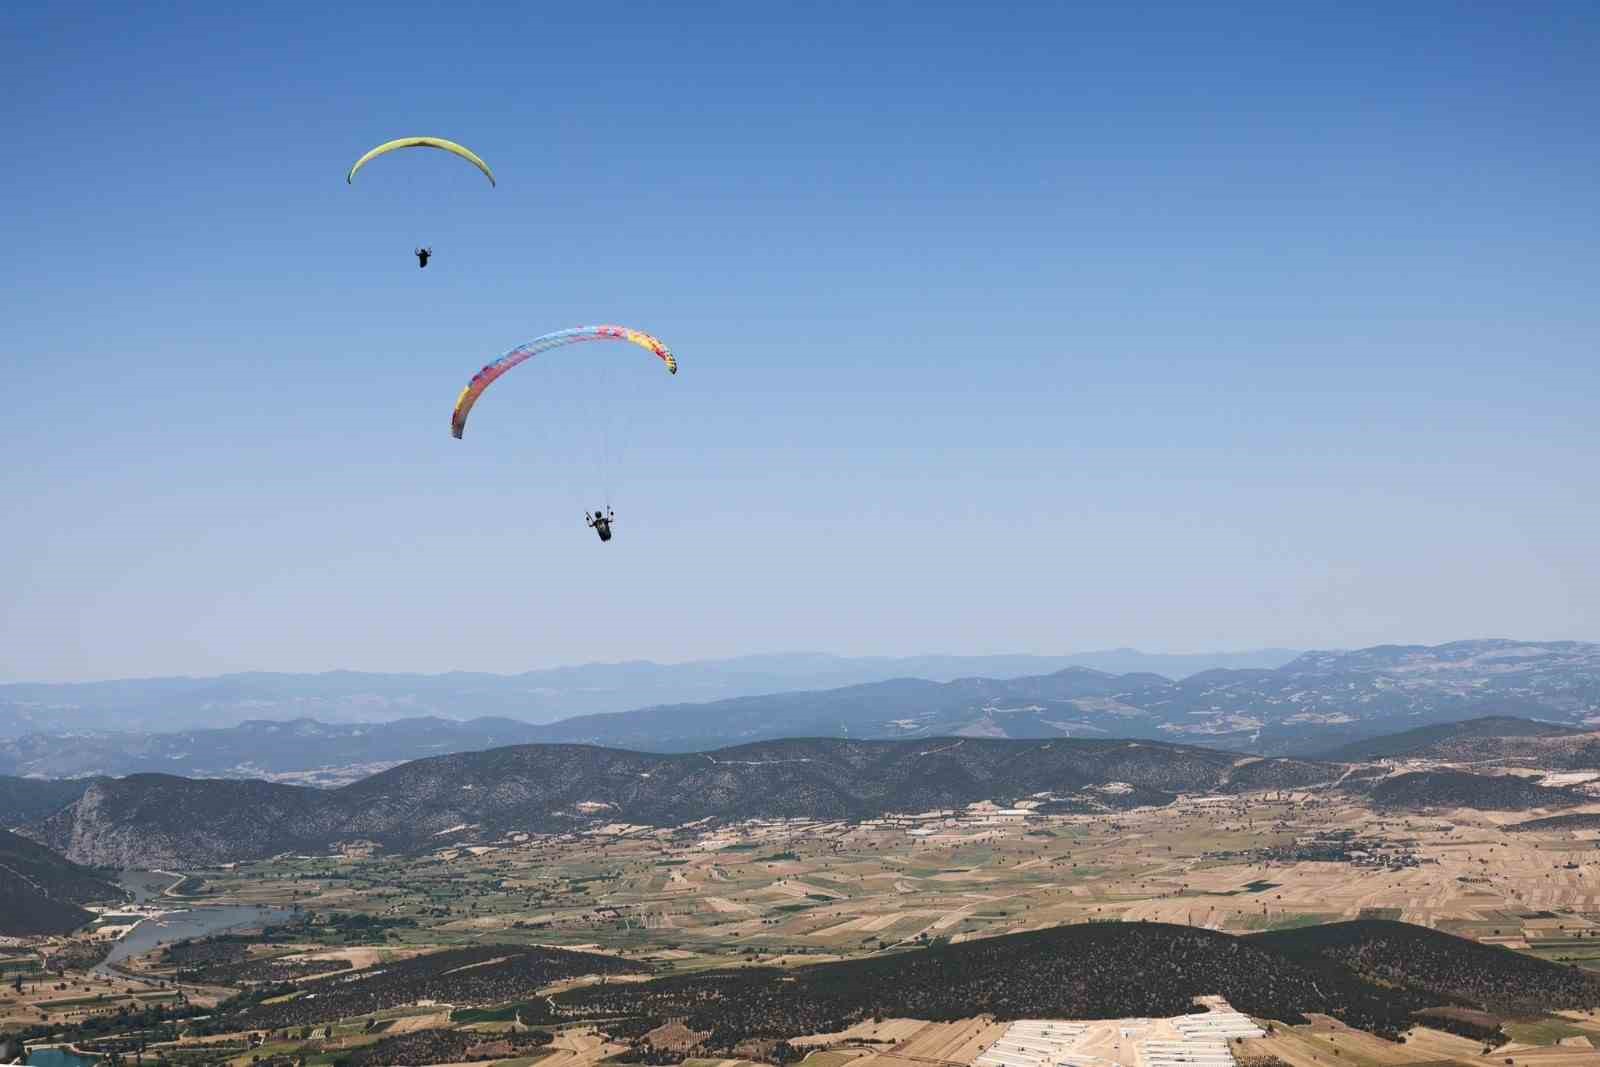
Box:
[152,791,1600,974]
[14,777,1600,1065]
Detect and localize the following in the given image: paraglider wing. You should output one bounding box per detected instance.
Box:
[347,137,496,186]
[451,326,678,439]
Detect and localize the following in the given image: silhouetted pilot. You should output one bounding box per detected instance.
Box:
[586,507,614,542]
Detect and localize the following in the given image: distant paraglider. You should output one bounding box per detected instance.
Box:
[348,137,494,268]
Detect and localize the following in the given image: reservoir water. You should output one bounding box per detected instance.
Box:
[97,871,294,974]
[25,1049,100,1066]
[118,869,181,905]
[103,904,296,967]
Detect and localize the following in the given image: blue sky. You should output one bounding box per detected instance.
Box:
[4,2,1597,681]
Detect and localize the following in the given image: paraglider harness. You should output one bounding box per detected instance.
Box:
[415,247,432,268]
[586,508,615,542]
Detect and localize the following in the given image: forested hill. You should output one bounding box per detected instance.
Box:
[1355,769,1583,811]
[0,828,122,936]
[1320,715,1590,762]
[1248,919,1600,1015]
[0,775,98,825]
[211,919,1600,1050]
[27,737,1335,866]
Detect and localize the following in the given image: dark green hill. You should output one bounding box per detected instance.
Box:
[0,775,98,826]
[1354,769,1581,811]
[32,773,337,867]
[1509,812,1600,833]
[548,920,1428,1044]
[1318,716,1585,761]
[224,943,645,1031]
[192,919,1600,1053]
[1248,919,1600,1014]
[0,828,122,935]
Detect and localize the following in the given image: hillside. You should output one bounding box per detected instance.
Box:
[1318,716,1588,761]
[1508,811,1600,833]
[0,775,98,825]
[1249,919,1600,1014]
[0,828,122,935]
[552,921,1429,1041]
[547,921,1426,1042]
[35,773,344,868]
[27,737,1337,866]
[1353,769,1582,811]
[206,920,1600,1049]
[1324,726,1600,777]
[222,943,646,1031]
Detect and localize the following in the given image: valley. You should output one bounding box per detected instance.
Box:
[8,710,1600,1065]
[8,757,1600,1064]
[145,787,1600,962]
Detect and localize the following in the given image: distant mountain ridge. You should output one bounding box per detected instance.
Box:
[0,648,1301,737]
[512,639,1600,755]
[5,640,1597,772]
[0,717,545,783]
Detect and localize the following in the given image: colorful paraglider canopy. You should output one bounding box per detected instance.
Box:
[452,326,677,439]
[347,137,496,186]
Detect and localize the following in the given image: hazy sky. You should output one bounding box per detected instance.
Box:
[4,2,1597,682]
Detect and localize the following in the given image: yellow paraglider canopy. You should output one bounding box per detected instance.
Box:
[346,137,496,186]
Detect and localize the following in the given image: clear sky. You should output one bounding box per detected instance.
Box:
[4,2,1597,682]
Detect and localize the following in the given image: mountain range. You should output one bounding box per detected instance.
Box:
[0,716,547,783]
[3,640,1598,777]
[15,709,1600,871]
[526,638,1600,755]
[0,648,1301,736]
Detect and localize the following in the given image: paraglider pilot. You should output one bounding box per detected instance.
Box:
[586,507,615,543]
[415,247,432,269]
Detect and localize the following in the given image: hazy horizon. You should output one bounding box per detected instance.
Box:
[3,644,1313,688]
[6,3,1596,682]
